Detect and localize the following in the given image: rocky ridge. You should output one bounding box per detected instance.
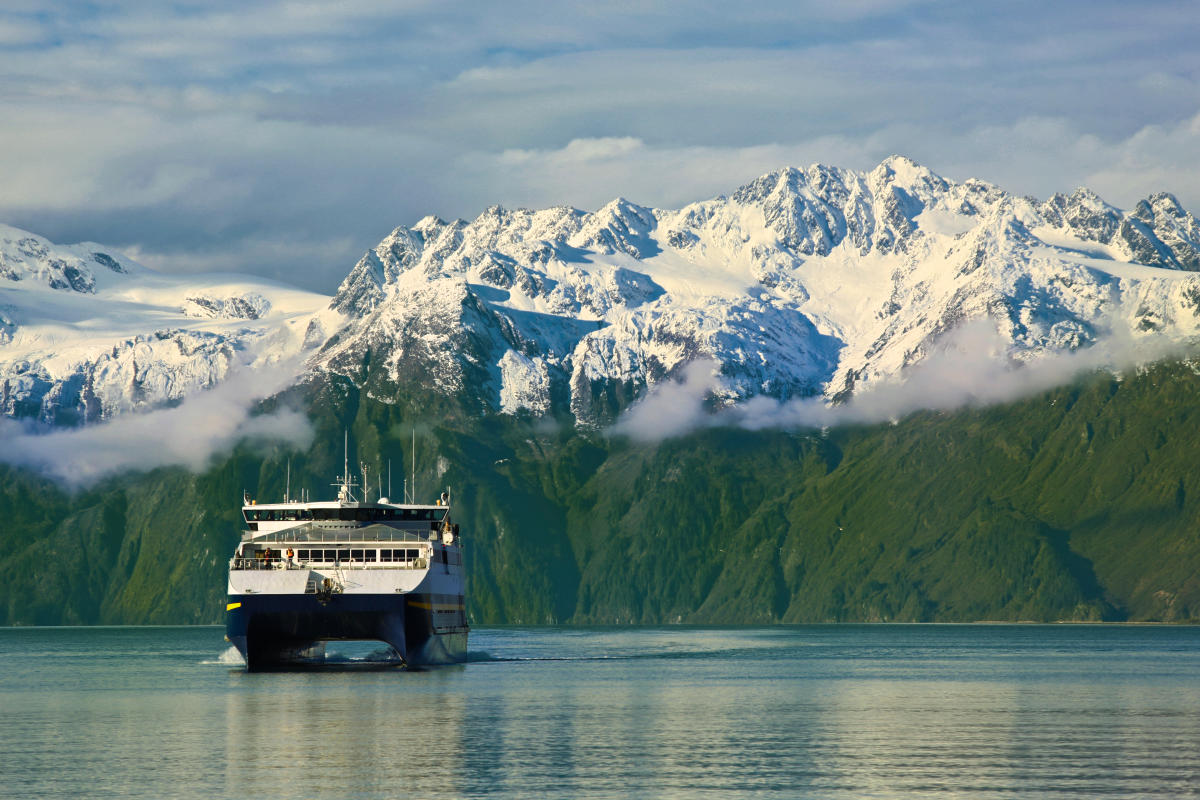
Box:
[316,157,1200,424]
[4,158,1200,429]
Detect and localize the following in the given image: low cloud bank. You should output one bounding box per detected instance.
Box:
[613,322,1186,442]
[0,359,312,488]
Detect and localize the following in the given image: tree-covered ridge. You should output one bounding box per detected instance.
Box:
[3,360,1199,626]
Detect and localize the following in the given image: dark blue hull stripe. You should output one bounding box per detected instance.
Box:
[226,592,467,670]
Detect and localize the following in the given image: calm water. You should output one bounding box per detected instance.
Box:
[1,625,1198,799]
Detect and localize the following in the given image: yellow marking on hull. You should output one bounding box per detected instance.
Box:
[226,602,242,611]
[408,601,465,612]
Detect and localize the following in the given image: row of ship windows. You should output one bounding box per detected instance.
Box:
[245,508,446,523]
[287,548,464,566]
[243,547,464,566]
[294,548,423,562]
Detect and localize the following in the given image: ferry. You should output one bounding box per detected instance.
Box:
[225,451,468,670]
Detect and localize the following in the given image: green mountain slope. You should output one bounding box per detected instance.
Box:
[3,362,1200,626]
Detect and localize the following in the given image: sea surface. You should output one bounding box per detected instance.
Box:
[1,625,1198,799]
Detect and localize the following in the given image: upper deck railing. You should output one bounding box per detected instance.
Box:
[242,524,439,544]
[243,505,448,524]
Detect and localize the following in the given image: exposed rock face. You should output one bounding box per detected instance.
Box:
[1040,188,1200,270]
[0,231,130,294]
[182,293,271,320]
[1130,193,1200,270]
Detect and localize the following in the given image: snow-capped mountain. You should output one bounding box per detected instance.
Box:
[0,224,338,425]
[317,156,1200,423]
[5,156,1200,430]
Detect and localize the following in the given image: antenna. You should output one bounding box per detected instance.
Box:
[285,459,291,504]
[388,459,393,500]
[333,429,359,503]
[412,427,416,505]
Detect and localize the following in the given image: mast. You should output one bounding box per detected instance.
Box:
[412,427,416,504]
[334,429,357,503]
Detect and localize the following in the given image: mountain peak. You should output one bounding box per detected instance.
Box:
[875,153,928,175]
[0,224,139,294]
[8,157,1200,433]
[1142,192,1185,217]
[869,155,949,198]
[413,215,446,233]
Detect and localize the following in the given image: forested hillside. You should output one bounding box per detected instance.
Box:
[3,360,1199,626]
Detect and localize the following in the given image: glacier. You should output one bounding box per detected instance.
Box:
[0,223,340,426]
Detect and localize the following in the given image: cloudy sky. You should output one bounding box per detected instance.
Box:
[1,0,1196,292]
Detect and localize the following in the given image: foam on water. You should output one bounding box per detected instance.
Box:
[201,645,245,666]
[323,642,402,663]
[201,641,404,668]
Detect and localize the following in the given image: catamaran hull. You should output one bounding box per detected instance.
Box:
[226,592,467,670]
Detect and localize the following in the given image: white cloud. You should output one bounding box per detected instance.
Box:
[451,109,1200,218]
[0,1,1196,292]
[614,322,1185,442]
[612,359,725,442]
[0,359,313,488]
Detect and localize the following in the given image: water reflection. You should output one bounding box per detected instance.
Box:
[3,625,1199,799]
[223,668,469,798]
